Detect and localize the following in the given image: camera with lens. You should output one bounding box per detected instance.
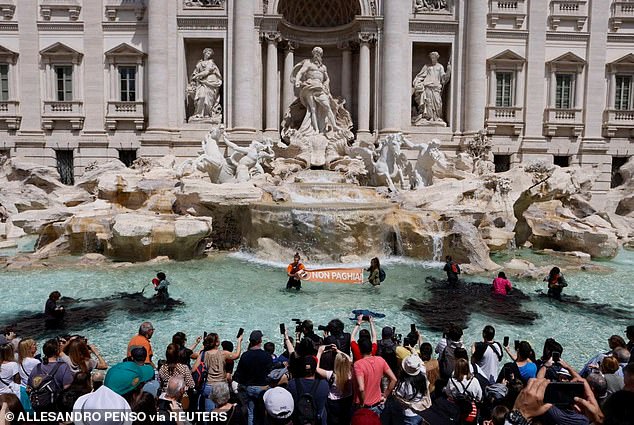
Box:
[317,324,331,332]
[292,318,303,334]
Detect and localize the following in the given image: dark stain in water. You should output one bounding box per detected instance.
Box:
[0,291,184,340]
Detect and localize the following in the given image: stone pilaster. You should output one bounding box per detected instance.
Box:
[463,0,488,134]
[583,0,608,141]
[338,41,353,109]
[263,31,281,132]
[17,0,41,133]
[380,0,410,132]
[523,0,548,146]
[231,0,257,132]
[83,1,105,132]
[358,33,375,134]
[282,41,297,116]
[147,0,169,130]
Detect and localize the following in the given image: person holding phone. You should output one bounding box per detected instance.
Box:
[350,315,378,362]
[315,344,353,424]
[502,341,537,384]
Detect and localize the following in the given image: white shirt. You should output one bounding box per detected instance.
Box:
[0,362,21,396]
[476,342,502,384]
[19,357,41,384]
[444,376,483,402]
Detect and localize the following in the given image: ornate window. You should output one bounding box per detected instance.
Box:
[604,53,634,137]
[0,64,8,101]
[544,52,585,137]
[0,45,19,129]
[104,43,146,130]
[278,0,360,27]
[40,42,84,130]
[486,50,525,135]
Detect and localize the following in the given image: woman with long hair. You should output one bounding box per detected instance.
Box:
[502,341,537,383]
[382,354,431,425]
[544,266,567,300]
[367,257,381,286]
[158,343,195,392]
[191,332,242,412]
[0,343,20,398]
[17,339,40,385]
[316,344,353,425]
[60,337,107,375]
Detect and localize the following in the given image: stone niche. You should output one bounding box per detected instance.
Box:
[411,43,452,127]
[184,39,224,124]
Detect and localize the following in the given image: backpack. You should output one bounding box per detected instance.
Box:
[293,378,320,425]
[450,378,478,424]
[28,362,63,411]
[451,263,459,274]
[439,346,456,379]
[379,268,386,282]
[377,340,398,374]
[191,351,208,390]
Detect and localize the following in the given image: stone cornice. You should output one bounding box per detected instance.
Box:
[487,29,529,39]
[546,31,589,41]
[177,16,228,30]
[37,22,84,31]
[279,20,370,46]
[409,20,458,34]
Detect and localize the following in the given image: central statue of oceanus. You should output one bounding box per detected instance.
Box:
[279,46,354,168]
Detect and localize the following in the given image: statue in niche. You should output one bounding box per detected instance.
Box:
[187,48,222,123]
[414,0,449,12]
[412,51,451,126]
[281,46,353,147]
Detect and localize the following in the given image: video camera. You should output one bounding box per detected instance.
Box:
[317,324,331,333]
[292,318,304,334]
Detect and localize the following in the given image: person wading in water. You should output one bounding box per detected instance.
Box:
[286,253,305,290]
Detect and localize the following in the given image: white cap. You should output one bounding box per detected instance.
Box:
[263,387,294,419]
[73,386,133,425]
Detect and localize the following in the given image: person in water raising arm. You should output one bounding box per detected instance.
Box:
[286,252,306,290]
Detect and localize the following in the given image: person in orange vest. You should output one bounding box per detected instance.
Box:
[544,267,568,301]
[286,253,306,290]
[443,256,461,284]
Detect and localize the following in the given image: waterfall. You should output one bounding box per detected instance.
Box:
[391,227,404,256]
[432,234,443,262]
[507,237,517,253]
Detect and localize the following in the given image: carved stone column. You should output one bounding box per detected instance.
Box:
[263,32,281,132]
[147,0,168,130]
[380,0,409,132]
[358,33,375,134]
[338,41,353,108]
[463,0,488,134]
[282,41,297,116]
[232,0,257,132]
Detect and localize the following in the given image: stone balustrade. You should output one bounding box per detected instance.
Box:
[485,106,524,135]
[105,100,145,130]
[603,108,634,136]
[548,0,587,30]
[610,1,634,31]
[0,100,20,129]
[42,100,84,130]
[488,0,526,28]
[544,107,584,136]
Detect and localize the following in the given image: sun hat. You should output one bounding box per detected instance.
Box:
[402,354,425,376]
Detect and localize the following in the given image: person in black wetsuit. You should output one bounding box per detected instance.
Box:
[544,267,567,301]
[443,256,461,284]
[44,291,65,329]
[154,272,170,302]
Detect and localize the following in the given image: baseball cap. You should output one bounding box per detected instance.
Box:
[263,387,294,419]
[402,354,425,376]
[249,330,263,343]
[104,361,155,396]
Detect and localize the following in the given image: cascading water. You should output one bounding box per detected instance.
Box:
[432,234,443,262]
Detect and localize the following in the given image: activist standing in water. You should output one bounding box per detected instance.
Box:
[544,266,567,301]
[367,257,381,286]
[286,252,305,290]
[443,255,461,284]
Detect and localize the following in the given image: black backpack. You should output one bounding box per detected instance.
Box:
[439,346,456,380]
[379,268,386,282]
[377,340,399,374]
[29,362,63,411]
[293,378,320,425]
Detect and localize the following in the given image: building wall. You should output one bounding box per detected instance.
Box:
[0,0,631,196]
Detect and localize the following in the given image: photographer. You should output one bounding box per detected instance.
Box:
[59,336,108,375]
[298,320,323,347]
[351,315,378,362]
[322,319,351,356]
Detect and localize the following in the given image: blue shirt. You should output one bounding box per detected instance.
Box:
[518,362,537,381]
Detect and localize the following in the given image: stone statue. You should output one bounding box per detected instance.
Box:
[412,51,451,126]
[414,0,449,12]
[187,48,222,123]
[349,134,409,192]
[177,125,276,183]
[281,46,353,145]
[401,137,449,188]
[225,138,275,182]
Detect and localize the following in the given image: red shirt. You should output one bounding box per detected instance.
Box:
[353,355,390,405]
[350,341,377,362]
[492,277,512,296]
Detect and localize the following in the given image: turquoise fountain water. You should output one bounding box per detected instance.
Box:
[0,250,632,369]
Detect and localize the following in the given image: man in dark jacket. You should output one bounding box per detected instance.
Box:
[443,256,461,284]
